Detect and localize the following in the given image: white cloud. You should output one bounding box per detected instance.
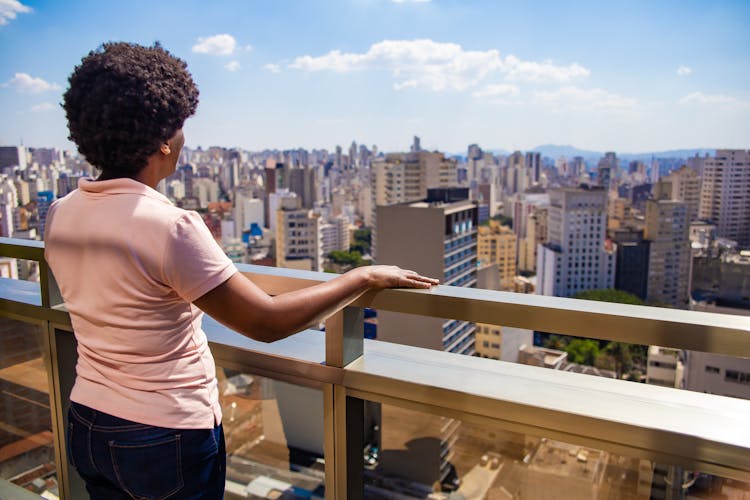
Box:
[289,39,590,92]
[264,63,281,73]
[224,61,241,72]
[534,86,636,111]
[472,83,520,99]
[31,102,55,112]
[677,66,692,77]
[0,0,31,26]
[503,55,590,83]
[679,92,750,110]
[192,34,237,56]
[3,73,60,93]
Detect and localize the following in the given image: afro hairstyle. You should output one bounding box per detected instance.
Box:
[62,42,198,178]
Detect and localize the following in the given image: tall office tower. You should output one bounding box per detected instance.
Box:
[663,165,701,221]
[348,141,358,168]
[650,158,660,183]
[518,207,549,273]
[477,220,517,290]
[525,151,541,186]
[0,146,26,170]
[377,190,477,355]
[0,178,18,238]
[699,150,750,248]
[644,199,690,308]
[275,196,323,272]
[335,145,342,169]
[536,187,615,297]
[370,151,457,260]
[610,227,649,300]
[597,152,618,190]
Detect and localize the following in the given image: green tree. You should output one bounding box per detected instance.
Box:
[565,339,600,366]
[573,289,645,305]
[572,289,647,380]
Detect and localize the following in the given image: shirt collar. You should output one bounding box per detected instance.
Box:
[78,177,173,205]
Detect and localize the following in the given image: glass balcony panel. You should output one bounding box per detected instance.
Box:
[0,259,42,306]
[363,402,750,499]
[0,317,58,498]
[216,368,326,500]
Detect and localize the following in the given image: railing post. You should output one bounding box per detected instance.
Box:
[324,307,364,499]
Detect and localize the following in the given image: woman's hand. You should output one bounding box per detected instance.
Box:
[352,265,439,290]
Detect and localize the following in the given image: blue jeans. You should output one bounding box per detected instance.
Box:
[67,402,225,500]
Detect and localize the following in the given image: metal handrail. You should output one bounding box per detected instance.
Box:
[1,237,749,494]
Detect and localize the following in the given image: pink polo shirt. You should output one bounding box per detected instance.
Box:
[44,178,237,429]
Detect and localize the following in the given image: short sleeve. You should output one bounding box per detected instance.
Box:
[162,211,237,302]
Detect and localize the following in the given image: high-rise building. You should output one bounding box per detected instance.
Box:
[370,151,457,259]
[610,227,649,300]
[377,192,477,355]
[518,206,549,273]
[662,166,701,221]
[536,187,615,297]
[644,199,690,308]
[597,152,618,191]
[275,196,323,272]
[0,178,18,238]
[320,215,350,256]
[699,149,750,248]
[0,146,26,170]
[525,151,541,186]
[477,221,517,290]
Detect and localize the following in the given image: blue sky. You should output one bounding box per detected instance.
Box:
[1,0,749,154]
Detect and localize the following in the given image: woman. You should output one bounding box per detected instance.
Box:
[45,42,437,500]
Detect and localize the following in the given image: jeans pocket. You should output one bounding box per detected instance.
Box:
[109,434,184,500]
[66,419,77,469]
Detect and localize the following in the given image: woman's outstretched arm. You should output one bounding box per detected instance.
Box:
[193,266,438,343]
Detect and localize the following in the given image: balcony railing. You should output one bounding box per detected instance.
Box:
[0,236,748,499]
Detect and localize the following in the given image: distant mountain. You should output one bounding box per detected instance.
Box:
[448,145,717,162]
[531,144,602,159]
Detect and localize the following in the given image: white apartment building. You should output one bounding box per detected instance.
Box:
[536,187,615,297]
[685,351,750,399]
[699,149,750,248]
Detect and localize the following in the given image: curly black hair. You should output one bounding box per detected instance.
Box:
[63,42,199,178]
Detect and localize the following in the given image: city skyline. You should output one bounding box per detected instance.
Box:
[1,0,749,153]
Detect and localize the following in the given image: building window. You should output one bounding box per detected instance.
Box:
[705,366,720,374]
[725,369,750,385]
